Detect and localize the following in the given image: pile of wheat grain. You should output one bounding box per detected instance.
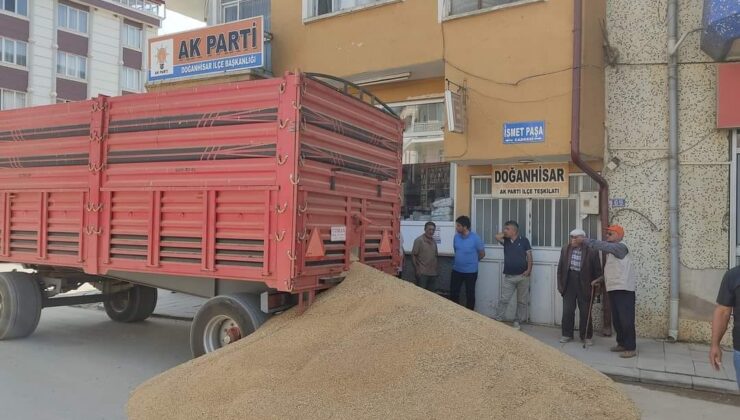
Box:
[128,263,639,420]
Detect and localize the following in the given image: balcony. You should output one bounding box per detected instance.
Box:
[391,101,445,138]
[108,0,166,19]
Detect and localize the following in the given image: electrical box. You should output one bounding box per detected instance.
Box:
[580,192,600,215]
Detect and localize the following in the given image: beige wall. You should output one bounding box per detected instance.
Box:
[366,78,445,104]
[271,0,442,77]
[443,0,579,163]
[606,0,731,343]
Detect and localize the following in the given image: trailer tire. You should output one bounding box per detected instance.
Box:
[0,272,43,340]
[190,293,268,358]
[104,285,157,323]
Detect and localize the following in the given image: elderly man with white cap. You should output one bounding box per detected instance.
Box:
[557,228,603,346]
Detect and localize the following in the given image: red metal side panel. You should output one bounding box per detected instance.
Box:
[0,101,93,190]
[102,79,282,189]
[0,100,94,268]
[97,78,285,286]
[294,76,403,289]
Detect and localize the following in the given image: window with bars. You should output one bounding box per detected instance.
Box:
[472,174,600,247]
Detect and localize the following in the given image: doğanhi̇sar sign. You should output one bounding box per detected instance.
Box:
[492,163,569,198]
[148,16,264,82]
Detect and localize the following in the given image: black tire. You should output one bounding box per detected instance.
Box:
[0,272,43,340]
[190,293,268,358]
[104,285,157,323]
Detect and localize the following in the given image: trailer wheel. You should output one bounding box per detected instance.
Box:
[104,285,157,323]
[190,293,268,357]
[0,272,43,340]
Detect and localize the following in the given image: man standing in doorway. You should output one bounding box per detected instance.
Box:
[412,222,439,292]
[709,266,740,388]
[450,216,485,310]
[575,224,637,358]
[494,220,532,330]
[557,229,602,346]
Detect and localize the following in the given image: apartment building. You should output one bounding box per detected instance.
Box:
[165,0,609,330]
[0,0,164,110]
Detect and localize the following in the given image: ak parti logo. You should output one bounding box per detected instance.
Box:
[149,38,174,77]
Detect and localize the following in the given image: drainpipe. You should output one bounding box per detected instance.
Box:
[571,0,611,333]
[570,0,609,232]
[667,0,680,341]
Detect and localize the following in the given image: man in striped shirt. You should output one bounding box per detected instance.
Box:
[557,229,602,346]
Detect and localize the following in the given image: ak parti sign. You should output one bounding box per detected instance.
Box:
[148,16,264,82]
[718,62,740,129]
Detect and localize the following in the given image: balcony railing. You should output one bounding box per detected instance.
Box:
[391,101,446,136]
[108,0,165,18]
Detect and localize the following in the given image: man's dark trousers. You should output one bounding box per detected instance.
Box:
[449,270,477,310]
[562,270,592,339]
[608,290,636,351]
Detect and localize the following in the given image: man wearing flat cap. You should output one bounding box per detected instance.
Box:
[574,224,638,358]
[557,229,602,346]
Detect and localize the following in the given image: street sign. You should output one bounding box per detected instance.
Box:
[503,121,546,144]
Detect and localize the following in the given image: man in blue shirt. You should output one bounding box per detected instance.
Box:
[450,215,485,310]
[494,220,532,330]
[710,265,740,387]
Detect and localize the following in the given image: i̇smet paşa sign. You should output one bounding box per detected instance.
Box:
[491,163,569,198]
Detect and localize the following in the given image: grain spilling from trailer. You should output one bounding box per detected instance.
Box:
[128,263,639,420]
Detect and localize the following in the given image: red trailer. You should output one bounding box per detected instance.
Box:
[0,73,402,356]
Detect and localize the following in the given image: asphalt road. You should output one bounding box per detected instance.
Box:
[0,307,191,420]
[0,306,738,419]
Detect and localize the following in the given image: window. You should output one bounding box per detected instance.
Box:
[390,100,452,222]
[0,36,27,67]
[123,23,143,49]
[222,0,270,23]
[1,0,27,16]
[306,0,390,18]
[443,0,531,18]
[58,4,89,34]
[472,175,599,246]
[57,51,87,80]
[122,67,142,91]
[0,88,26,110]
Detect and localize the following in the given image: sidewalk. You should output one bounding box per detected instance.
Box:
[520,324,739,395]
[79,287,740,395]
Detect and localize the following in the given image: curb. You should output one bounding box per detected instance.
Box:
[596,365,739,395]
